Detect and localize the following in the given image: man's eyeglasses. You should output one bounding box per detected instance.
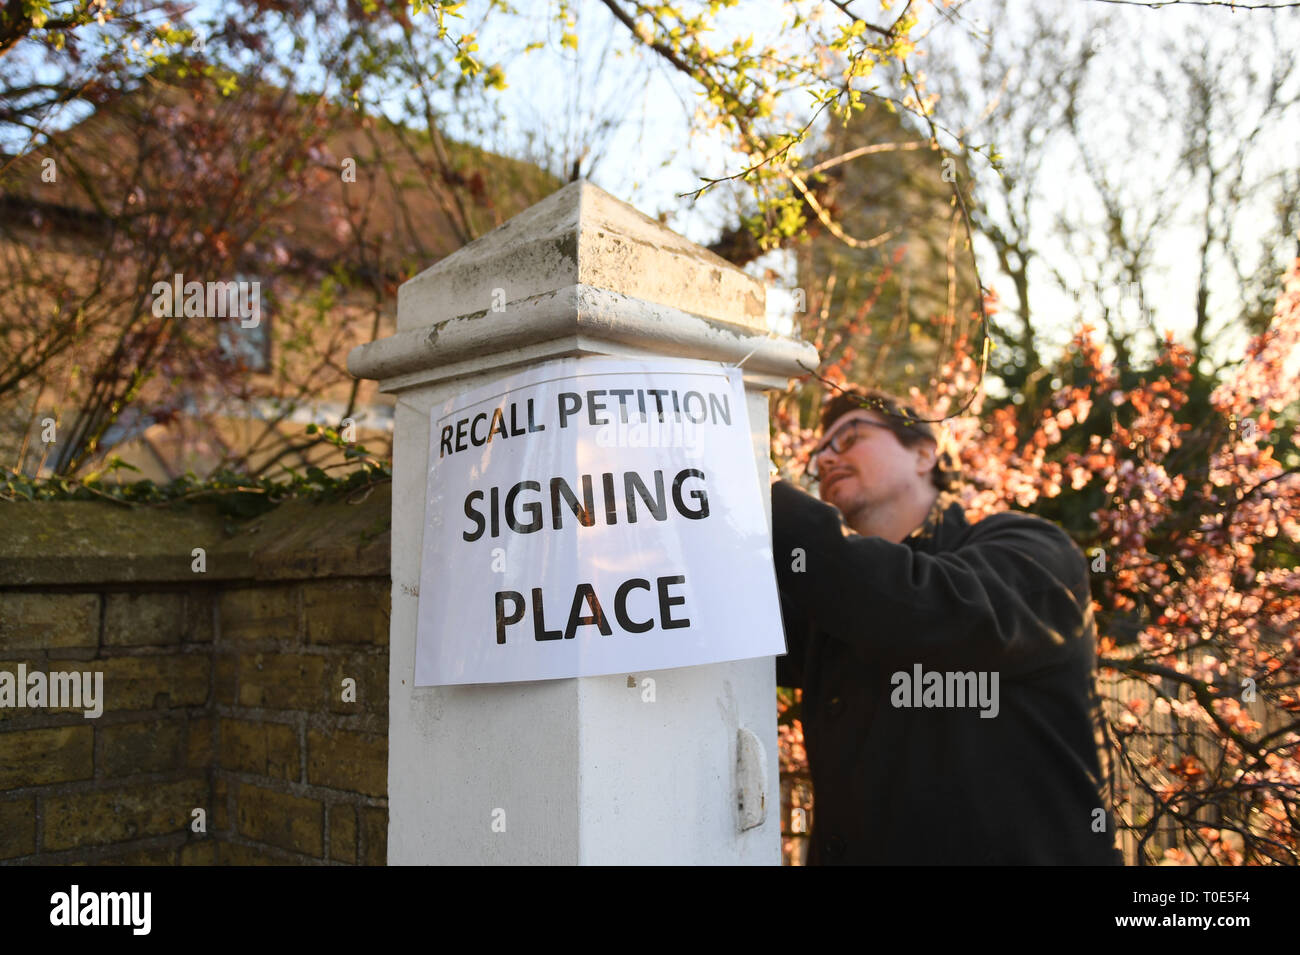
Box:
[807,418,894,479]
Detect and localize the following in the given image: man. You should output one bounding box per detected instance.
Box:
[772,387,1120,865]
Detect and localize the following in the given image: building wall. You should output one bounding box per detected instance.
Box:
[0,487,391,864]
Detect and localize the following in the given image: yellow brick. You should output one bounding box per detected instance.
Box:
[185,591,215,643]
[213,776,230,832]
[327,654,387,716]
[219,587,298,645]
[97,655,210,711]
[104,593,185,647]
[0,593,99,650]
[100,845,177,865]
[218,841,292,865]
[0,797,35,860]
[186,717,214,769]
[219,718,299,780]
[235,783,322,857]
[101,719,184,776]
[237,653,326,710]
[0,726,93,789]
[215,654,238,705]
[307,728,386,797]
[303,580,389,646]
[0,659,40,724]
[360,806,387,865]
[329,804,357,864]
[180,841,216,865]
[43,778,205,851]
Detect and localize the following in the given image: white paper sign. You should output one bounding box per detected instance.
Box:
[414,356,786,686]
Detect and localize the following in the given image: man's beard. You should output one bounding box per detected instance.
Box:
[827,485,874,525]
[829,480,906,531]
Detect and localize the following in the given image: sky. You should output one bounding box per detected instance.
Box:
[441,0,1300,376]
[10,0,1298,380]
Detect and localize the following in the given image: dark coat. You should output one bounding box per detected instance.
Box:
[771,479,1121,865]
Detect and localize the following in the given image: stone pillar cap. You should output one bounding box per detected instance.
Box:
[348,179,818,390]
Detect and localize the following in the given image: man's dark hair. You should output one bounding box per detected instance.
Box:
[819,386,961,493]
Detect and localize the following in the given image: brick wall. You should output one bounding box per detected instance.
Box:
[0,487,391,865]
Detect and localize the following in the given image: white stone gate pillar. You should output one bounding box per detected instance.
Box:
[348,180,816,864]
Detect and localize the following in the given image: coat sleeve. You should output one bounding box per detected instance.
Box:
[770,479,1092,674]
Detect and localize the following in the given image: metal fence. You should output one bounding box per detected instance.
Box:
[1097,664,1289,865]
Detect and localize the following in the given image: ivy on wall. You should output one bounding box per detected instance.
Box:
[1,425,390,519]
